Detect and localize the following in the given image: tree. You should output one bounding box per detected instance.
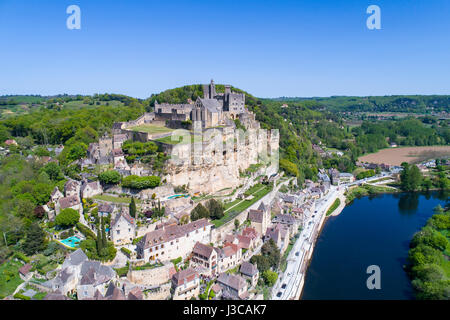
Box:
[129,197,137,218]
[55,208,80,227]
[23,223,46,255]
[234,219,240,230]
[98,170,121,185]
[190,203,209,221]
[262,270,278,287]
[207,199,224,220]
[96,222,103,254]
[41,162,63,181]
[101,216,107,250]
[400,163,423,191]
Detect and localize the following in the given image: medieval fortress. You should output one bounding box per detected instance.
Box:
[86,80,279,194]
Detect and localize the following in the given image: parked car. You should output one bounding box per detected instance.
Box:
[295,251,300,256]
[281,284,287,289]
[276,292,282,297]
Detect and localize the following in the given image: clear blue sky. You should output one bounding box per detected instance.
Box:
[0,0,449,98]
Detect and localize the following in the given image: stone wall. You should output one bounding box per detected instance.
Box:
[143,282,171,300]
[127,262,173,286]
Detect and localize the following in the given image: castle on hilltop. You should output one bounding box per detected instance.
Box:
[155,80,250,128]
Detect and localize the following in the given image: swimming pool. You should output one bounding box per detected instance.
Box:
[167,194,189,199]
[59,236,82,248]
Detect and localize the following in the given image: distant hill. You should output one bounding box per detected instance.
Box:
[268,95,450,114]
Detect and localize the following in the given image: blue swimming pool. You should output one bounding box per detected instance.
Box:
[59,236,82,248]
[167,194,189,199]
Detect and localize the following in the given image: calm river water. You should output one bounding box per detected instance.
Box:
[301,191,449,300]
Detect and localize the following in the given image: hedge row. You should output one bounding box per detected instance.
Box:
[76,223,97,240]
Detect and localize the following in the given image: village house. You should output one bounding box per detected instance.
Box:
[329,168,340,186]
[98,203,114,217]
[113,134,128,149]
[76,260,117,300]
[265,223,290,254]
[81,180,103,199]
[339,172,355,184]
[217,243,242,273]
[217,273,248,300]
[171,268,200,300]
[272,214,299,235]
[50,186,64,204]
[18,263,33,281]
[56,195,83,215]
[239,262,259,287]
[190,242,219,278]
[247,202,271,236]
[64,179,81,199]
[110,211,135,246]
[136,218,213,263]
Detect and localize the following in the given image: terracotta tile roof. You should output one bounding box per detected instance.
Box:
[242,227,258,239]
[193,242,215,259]
[172,268,198,287]
[19,263,32,276]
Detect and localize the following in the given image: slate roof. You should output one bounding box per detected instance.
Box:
[59,195,80,209]
[111,211,134,228]
[217,273,247,292]
[199,98,222,113]
[248,209,263,223]
[63,249,88,268]
[139,218,212,249]
[240,262,258,277]
[104,282,126,300]
[273,214,297,225]
[98,203,114,213]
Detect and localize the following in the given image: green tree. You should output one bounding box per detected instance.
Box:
[129,197,137,218]
[98,170,121,185]
[41,162,63,181]
[206,199,224,220]
[190,203,209,221]
[23,222,46,255]
[55,208,80,227]
[262,270,278,287]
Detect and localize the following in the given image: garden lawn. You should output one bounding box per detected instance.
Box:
[0,259,24,298]
[92,194,141,204]
[130,124,174,134]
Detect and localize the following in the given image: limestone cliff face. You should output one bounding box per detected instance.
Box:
[163,127,279,194]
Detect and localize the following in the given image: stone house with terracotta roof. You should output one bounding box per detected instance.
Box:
[217,243,242,273]
[171,268,200,300]
[190,242,219,278]
[136,218,213,262]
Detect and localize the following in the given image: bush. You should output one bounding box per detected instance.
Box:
[262,270,278,287]
[76,223,96,240]
[122,175,161,189]
[13,251,31,263]
[14,293,31,300]
[120,247,132,257]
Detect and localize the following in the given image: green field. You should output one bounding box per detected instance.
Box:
[0,259,24,298]
[154,133,202,145]
[213,184,273,228]
[130,124,174,134]
[92,194,141,204]
[326,198,341,216]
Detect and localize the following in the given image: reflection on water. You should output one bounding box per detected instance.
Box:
[301,191,447,300]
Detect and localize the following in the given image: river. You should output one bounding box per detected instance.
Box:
[301,191,449,300]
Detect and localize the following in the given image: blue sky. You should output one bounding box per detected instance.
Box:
[0,0,449,98]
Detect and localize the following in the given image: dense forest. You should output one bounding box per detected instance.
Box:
[407,204,450,299]
[270,95,450,113]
